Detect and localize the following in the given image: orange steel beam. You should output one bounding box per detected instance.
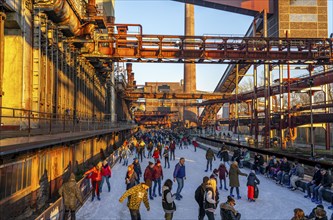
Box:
[199,69,333,106]
[123,91,230,100]
[77,35,333,65]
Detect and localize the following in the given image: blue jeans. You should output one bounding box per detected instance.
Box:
[318,186,328,201]
[99,176,110,192]
[153,178,162,196]
[313,185,322,200]
[164,157,170,168]
[176,177,184,198]
[306,182,317,197]
[277,171,288,184]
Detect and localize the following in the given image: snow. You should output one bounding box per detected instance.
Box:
[77,145,333,220]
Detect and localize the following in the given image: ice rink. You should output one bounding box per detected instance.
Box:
[77,145,333,219]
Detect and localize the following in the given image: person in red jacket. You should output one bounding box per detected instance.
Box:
[153,159,164,197]
[100,160,112,192]
[152,148,160,162]
[144,161,155,200]
[84,162,102,201]
[170,140,176,161]
[218,163,229,191]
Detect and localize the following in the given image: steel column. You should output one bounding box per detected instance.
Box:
[111,63,116,123]
[279,64,285,149]
[263,10,270,148]
[0,12,6,127]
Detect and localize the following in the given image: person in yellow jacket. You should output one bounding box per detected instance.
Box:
[119,182,150,220]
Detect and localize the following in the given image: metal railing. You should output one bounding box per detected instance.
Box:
[0,106,135,138]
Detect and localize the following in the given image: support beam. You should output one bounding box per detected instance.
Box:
[0,12,5,126]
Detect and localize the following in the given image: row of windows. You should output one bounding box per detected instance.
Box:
[0,159,32,200]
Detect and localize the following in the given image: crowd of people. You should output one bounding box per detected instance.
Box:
[59,129,333,220]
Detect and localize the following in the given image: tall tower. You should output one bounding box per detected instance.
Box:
[183,3,197,127]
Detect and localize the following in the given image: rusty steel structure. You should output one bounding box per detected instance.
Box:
[134,111,178,127]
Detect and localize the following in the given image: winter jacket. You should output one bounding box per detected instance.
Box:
[204,186,217,213]
[294,164,304,178]
[133,161,142,177]
[144,166,155,187]
[229,163,247,187]
[125,171,138,190]
[321,173,332,188]
[243,151,250,161]
[153,165,163,180]
[162,186,176,213]
[173,162,186,178]
[119,183,150,211]
[218,164,229,180]
[84,167,102,182]
[170,142,176,151]
[195,183,206,208]
[101,164,111,177]
[221,150,229,162]
[153,150,160,159]
[247,173,260,187]
[163,149,169,158]
[220,202,241,220]
[206,149,216,160]
[254,155,264,166]
[122,148,131,159]
[58,173,83,211]
[279,161,291,173]
[312,170,322,185]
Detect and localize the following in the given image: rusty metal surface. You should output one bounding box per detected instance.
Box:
[123,91,230,100]
[76,35,333,64]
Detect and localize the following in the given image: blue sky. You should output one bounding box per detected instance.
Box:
[115,1,333,92]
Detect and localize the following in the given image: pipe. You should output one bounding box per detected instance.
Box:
[36,0,94,36]
[126,63,133,87]
[0,12,5,127]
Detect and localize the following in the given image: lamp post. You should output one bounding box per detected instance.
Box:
[308,78,315,159]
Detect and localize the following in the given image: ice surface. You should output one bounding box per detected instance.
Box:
[77,145,333,220]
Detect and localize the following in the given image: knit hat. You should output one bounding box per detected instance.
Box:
[148,161,154,165]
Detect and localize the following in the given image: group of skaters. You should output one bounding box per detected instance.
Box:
[59,129,332,220]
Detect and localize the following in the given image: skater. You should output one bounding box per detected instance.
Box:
[220,196,241,220]
[170,140,176,160]
[147,141,154,158]
[162,179,177,220]
[59,173,83,220]
[163,146,170,168]
[229,161,247,199]
[100,160,111,192]
[195,176,209,220]
[204,178,218,220]
[119,182,150,220]
[192,140,199,152]
[153,159,164,197]
[218,163,229,190]
[122,146,131,166]
[138,140,146,162]
[84,162,102,201]
[153,147,160,162]
[221,146,230,165]
[144,161,155,200]
[133,158,142,184]
[173,157,186,200]
[205,148,216,172]
[125,164,138,190]
[247,170,260,202]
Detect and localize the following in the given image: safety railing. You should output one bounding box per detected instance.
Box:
[0,106,135,138]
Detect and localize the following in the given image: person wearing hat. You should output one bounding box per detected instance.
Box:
[144,161,155,200]
[59,173,83,220]
[205,148,216,172]
[119,182,150,220]
[163,146,170,169]
[306,204,325,219]
[162,179,177,220]
[305,164,322,199]
[153,159,164,197]
[126,164,138,190]
[195,176,209,220]
[247,170,260,202]
[84,162,102,201]
[133,158,142,184]
[220,196,241,220]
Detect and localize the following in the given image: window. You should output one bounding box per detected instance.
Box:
[0,158,32,200]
